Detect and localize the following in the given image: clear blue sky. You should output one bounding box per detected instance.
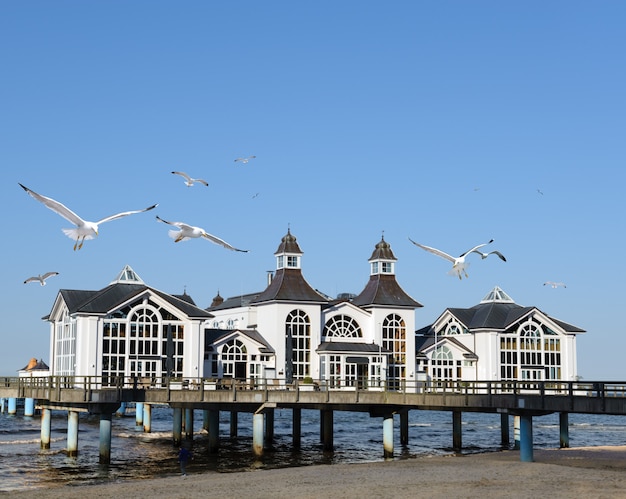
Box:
[1,1,624,379]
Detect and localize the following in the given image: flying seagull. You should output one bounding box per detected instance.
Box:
[156,215,248,252]
[19,183,158,250]
[24,271,59,286]
[470,249,507,262]
[171,171,209,187]
[544,281,566,288]
[408,237,496,279]
[234,156,256,164]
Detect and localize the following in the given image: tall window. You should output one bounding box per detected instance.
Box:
[431,346,460,382]
[286,309,311,379]
[102,321,126,386]
[55,311,76,377]
[128,307,160,379]
[222,339,247,378]
[382,314,405,387]
[500,319,561,382]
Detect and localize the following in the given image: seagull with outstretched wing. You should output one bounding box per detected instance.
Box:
[470,249,507,262]
[408,237,495,279]
[24,271,59,286]
[171,171,209,187]
[156,215,248,252]
[19,183,157,250]
[234,156,256,164]
[544,281,566,288]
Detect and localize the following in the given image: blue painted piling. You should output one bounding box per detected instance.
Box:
[135,402,144,426]
[115,402,127,417]
[99,412,113,464]
[40,408,51,449]
[67,410,79,457]
[0,397,5,413]
[519,414,534,462]
[8,398,17,415]
[24,398,35,417]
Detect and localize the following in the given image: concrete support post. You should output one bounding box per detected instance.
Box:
[319,410,325,443]
[67,410,79,457]
[452,410,462,452]
[203,410,209,431]
[184,408,194,440]
[0,397,4,413]
[265,409,274,449]
[519,414,534,462]
[173,407,183,447]
[253,412,264,457]
[400,411,409,446]
[143,403,152,433]
[322,409,334,452]
[41,408,52,449]
[208,410,220,453]
[293,408,301,449]
[559,412,570,448]
[99,412,113,464]
[24,398,35,417]
[500,413,510,447]
[115,402,127,417]
[230,411,238,437]
[135,402,144,427]
[383,413,394,458]
[8,398,17,415]
[513,415,520,450]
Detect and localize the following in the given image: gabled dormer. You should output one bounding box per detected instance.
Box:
[275,228,302,270]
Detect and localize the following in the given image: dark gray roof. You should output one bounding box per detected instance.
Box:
[352,274,423,308]
[207,292,262,311]
[251,268,328,304]
[57,283,213,319]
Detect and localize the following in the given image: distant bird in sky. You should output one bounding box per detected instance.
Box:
[408,237,497,279]
[537,189,544,195]
[19,183,158,251]
[171,171,209,187]
[156,215,248,252]
[544,281,566,288]
[24,271,59,286]
[234,156,256,164]
[252,192,260,199]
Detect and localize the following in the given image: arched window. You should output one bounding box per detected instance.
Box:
[222,339,247,378]
[324,314,362,338]
[286,310,311,380]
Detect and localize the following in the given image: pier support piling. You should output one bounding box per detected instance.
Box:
[172,407,182,446]
[41,408,51,449]
[99,412,113,464]
[230,411,238,437]
[519,414,534,462]
[293,408,301,449]
[513,415,520,450]
[253,412,264,457]
[135,402,144,427]
[24,398,35,417]
[400,411,409,446]
[143,403,152,433]
[452,410,462,452]
[184,408,193,440]
[67,410,79,457]
[208,410,220,453]
[265,409,274,449]
[500,413,510,447]
[8,397,17,415]
[559,412,570,448]
[383,413,394,458]
[322,409,334,452]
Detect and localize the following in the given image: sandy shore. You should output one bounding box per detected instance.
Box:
[5,446,626,499]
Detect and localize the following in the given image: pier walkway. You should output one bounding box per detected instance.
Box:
[2,377,625,464]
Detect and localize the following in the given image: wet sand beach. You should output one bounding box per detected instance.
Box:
[5,446,626,499]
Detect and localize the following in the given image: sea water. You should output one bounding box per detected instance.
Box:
[1,405,626,493]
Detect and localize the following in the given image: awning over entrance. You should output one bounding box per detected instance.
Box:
[345,356,369,364]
